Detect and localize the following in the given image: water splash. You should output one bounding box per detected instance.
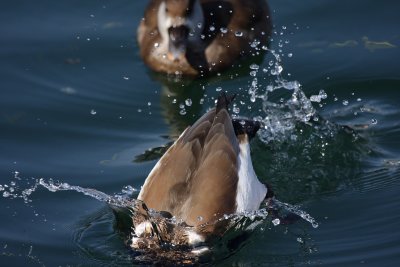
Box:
[1,175,318,230]
[272,199,319,228]
[1,170,318,264]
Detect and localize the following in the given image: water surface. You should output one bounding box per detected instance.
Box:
[1,0,399,266]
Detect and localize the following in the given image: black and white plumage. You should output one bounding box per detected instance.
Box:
[132,94,271,252]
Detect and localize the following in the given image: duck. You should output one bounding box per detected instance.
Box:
[131,93,273,254]
[137,0,272,76]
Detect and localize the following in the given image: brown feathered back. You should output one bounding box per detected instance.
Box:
[138,105,239,232]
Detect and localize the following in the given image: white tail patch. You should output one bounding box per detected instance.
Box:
[134,221,153,237]
[191,246,210,255]
[235,137,267,213]
[185,229,205,246]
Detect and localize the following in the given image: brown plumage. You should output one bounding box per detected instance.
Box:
[138,100,238,232]
[137,0,272,76]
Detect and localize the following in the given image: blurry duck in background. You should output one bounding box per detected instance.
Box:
[131,93,274,256]
[137,0,272,76]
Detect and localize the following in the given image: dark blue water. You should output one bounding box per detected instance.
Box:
[1,0,399,266]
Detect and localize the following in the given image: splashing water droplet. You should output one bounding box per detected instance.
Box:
[185,99,192,107]
[216,87,222,92]
[371,118,378,125]
[250,64,259,70]
[90,109,97,115]
[272,218,280,226]
[235,31,243,37]
[310,89,328,103]
[342,100,349,106]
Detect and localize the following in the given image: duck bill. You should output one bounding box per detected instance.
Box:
[167,43,186,61]
[167,25,189,61]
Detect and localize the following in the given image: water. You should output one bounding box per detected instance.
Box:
[1,0,400,266]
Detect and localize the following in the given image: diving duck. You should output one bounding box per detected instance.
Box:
[131,93,273,254]
[137,0,272,76]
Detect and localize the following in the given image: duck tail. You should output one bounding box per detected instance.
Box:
[216,92,237,113]
[232,118,261,140]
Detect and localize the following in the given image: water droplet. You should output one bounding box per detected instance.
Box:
[310,95,321,102]
[197,23,202,29]
[342,100,349,106]
[90,109,97,115]
[319,89,328,99]
[220,27,228,33]
[123,76,130,80]
[209,25,215,31]
[297,237,304,243]
[250,64,259,70]
[272,218,280,226]
[147,102,151,106]
[250,39,261,48]
[137,109,142,113]
[357,98,362,102]
[179,109,187,115]
[154,42,159,48]
[216,87,222,92]
[371,118,378,125]
[185,98,192,106]
[288,53,293,57]
[197,216,203,221]
[235,31,243,37]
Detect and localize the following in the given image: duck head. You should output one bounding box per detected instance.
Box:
[157,0,204,62]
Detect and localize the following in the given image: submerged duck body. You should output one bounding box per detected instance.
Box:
[137,0,272,76]
[132,94,271,252]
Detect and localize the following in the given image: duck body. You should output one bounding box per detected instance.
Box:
[132,94,270,251]
[137,0,272,76]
